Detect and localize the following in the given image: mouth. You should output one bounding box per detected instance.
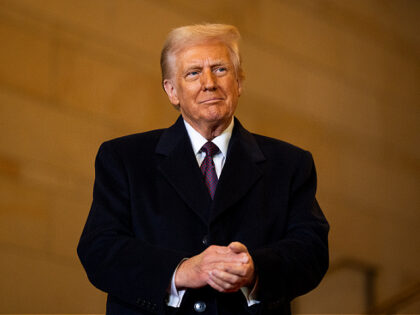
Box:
[199,98,224,104]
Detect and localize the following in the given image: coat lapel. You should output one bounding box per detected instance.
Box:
[155,116,211,223]
[210,119,266,223]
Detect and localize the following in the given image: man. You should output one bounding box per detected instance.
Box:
[78,24,329,315]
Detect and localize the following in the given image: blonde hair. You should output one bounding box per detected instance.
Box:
[160,23,244,87]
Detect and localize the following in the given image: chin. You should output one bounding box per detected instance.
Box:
[204,106,232,120]
[202,111,228,124]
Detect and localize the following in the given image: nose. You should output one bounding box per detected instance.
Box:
[201,68,217,91]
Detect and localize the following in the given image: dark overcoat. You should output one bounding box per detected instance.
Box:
[77,116,329,315]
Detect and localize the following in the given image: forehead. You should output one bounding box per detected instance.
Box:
[174,42,233,69]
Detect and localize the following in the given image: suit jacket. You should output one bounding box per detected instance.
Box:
[77,116,329,315]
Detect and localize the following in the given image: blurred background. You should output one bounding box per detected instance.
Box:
[0,0,419,313]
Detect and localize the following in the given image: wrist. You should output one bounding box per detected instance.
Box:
[174,259,189,290]
[246,270,257,289]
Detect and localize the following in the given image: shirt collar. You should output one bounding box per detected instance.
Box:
[183,118,234,158]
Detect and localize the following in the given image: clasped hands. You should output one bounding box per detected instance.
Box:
[175,241,256,293]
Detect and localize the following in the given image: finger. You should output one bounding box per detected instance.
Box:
[204,252,247,266]
[222,263,248,277]
[211,262,246,274]
[206,245,230,255]
[211,269,241,285]
[207,276,228,293]
[228,242,247,253]
[222,250,249,264]
[209,271,239,292]
[209,261,248,274]
[212,262,256,288]
[214,246,231,255]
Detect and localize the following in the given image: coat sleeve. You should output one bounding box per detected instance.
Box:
[77,141,188,314]
[250,150,329,306]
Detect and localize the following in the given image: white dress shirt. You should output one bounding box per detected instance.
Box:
[167,118,260,307]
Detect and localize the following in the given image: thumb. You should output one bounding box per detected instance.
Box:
[228,241,247,253]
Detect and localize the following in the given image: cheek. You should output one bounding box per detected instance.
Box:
[182,86,200,101]
[227,87,240,105]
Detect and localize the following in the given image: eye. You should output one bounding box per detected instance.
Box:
[214,67,227,74]
[186,70,199,78]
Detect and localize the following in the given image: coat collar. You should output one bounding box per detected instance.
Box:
[155,116,266,224]
[210,117,266,222]
[155,116,212,223]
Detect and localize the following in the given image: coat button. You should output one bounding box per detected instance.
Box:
[202,235,209,245]
[193,301,206,312]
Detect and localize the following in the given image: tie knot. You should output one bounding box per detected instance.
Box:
[201,142,219,157]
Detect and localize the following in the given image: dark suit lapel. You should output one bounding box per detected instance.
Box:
[155,116,211,223]
[210,119,266,223]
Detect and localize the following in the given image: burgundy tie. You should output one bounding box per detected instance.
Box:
[200,142,219,199]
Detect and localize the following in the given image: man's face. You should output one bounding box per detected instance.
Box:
[164,41,242,129]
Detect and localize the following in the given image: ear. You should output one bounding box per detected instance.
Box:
[163,79,180,106]
[237,78,242,96]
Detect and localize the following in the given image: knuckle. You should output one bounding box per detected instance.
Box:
[230,276,238,284]
[206,245,215,254]
[223,282,232,289]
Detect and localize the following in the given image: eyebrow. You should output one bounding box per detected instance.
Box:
[183,60,229,70]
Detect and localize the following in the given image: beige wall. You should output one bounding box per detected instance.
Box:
[0,0,419,313]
